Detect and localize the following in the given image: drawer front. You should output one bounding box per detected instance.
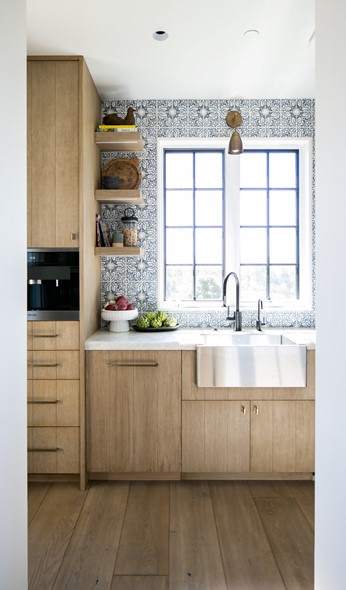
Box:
[28,321,79,351]
[28,350,79,380]
[27,380,79,426]
[28,427,79,473]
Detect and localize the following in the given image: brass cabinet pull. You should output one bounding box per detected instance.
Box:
[70,232,78,240]
[33,334,59,338]
[28,400,60,404]
[253,405,259,415]
[28,448,62,453]
[241,405,247,415]
[108,361,159,367]
[29,363,60,368]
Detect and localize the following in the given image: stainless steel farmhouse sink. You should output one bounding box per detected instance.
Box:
[197,332,307,388]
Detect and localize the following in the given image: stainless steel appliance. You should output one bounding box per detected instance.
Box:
[27,249,79,320]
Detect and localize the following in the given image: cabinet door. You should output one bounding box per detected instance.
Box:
[29,321,80,350]
[86,350,181,475]
[250,401,315,473]
[28,427,79,473]
[27,60,79,248]
[182,401,250,473]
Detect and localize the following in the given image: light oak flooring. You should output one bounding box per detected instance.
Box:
[28,480,314,590]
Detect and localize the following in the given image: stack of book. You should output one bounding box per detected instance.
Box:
[96,125,137,133]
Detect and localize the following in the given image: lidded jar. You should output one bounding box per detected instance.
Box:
[121,208,138,247]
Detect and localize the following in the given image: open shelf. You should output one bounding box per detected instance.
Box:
[95,189,144,205]
[94,131,144,152]
[95,246,142,257]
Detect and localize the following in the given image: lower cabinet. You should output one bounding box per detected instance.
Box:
[86,350,181,477]
[182,399,315,476]
[27,321,80,476]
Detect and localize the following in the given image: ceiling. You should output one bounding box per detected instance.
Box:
[27,0,315,100]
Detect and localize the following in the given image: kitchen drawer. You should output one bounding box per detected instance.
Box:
[27,427,79,473]
[27,350,79,380]
[27,321,79,351]
[27,380,79,426]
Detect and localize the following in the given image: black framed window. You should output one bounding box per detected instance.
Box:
[163,149,225,302]
[239,149,299,301]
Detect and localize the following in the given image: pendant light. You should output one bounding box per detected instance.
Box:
[226,110,243,155]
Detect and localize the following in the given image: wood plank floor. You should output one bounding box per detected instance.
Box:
[28,480,314,590]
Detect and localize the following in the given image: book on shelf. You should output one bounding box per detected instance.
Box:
[97,124,137,132]
[96,214,111,247]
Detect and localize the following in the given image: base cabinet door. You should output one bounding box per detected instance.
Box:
[182,401,250,474]
[86,350,181,477]
[250,400,315,473]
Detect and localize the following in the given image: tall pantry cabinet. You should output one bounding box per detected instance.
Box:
[27,56,101,489]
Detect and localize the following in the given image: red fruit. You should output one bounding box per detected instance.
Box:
[105,303,117,310]
[116,295,128,306]
[117,301,128,310]
[126,303,136,310]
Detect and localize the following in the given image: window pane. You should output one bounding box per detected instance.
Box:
[166,228,193,264]
[195,152,223,188]
[270,190,296,226]
[240,228,267,263]
[166,190,193,226]
[196,228,223,264]
[166,266,193,300]
[240,152,267,188]
[240,190,267,225]
[240,266,267,300]
[196,266,223,300]
[270,266,296,300]
[269,152,296,188]
[195,190,223,226]
[270,228,296,263]
[165,152,193,188]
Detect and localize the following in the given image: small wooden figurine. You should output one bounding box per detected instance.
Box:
[103,107,135,126]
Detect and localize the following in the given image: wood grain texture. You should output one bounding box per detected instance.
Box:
[28,483,51,524]
[288,481,315,530]
[169,481,227,590]
[114,482,169,575]
[255,497,314,590]
[53,481,129,589]
[248,480,293,498]
[210,481,285,589]
[28,483,87,590]
[112,576,168,589]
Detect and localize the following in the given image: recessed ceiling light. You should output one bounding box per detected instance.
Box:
[153,30,168,41]
[243,29,260,39]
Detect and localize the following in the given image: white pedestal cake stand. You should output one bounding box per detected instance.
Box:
[101,309,138,332]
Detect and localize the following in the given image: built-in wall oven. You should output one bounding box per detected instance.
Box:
[27,249,79,320]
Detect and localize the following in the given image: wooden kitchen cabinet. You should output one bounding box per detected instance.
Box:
[86,350,181,478]
[27,321,80,476]
[182,400,250,474]
[250,400,315,473]
[181,350,315,478]
[27,59,79,248]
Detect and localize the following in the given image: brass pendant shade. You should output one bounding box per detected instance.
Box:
[228,129,243,154]
[226,110,243,155]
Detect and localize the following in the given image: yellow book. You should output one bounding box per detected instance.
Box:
[98,124,137,130]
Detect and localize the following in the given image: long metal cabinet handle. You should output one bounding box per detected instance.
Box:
[28,363,60,368]
[28,448,62,452]
[28,400,60,404]
[33,334,59,338]
[108,361,159,367]
[241,405,247,415]
[253,405,259,415]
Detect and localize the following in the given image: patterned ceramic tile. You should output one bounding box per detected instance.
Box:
[99,98,315,328]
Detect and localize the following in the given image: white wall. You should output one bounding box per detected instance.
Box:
[0,1,28,588]
[315,1,346,588]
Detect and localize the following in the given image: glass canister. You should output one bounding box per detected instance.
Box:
[121,208,138,247]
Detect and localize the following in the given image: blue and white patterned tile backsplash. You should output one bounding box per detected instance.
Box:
[100,98,315,329]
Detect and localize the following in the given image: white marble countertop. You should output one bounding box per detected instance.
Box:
[85,327,316,351]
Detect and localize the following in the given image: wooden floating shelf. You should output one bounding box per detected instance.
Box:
[95,189,144,205]
[94,131,144,152]
[95,247,142,257]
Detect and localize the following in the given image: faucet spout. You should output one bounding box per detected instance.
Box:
[222,271,242,331]
[256,298,266,331]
